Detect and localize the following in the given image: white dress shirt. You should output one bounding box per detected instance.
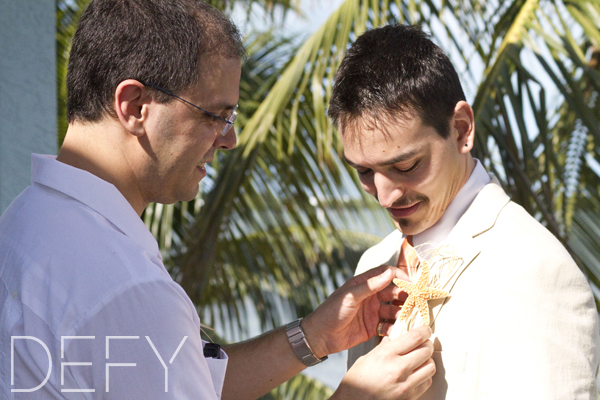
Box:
[0,154,227,399]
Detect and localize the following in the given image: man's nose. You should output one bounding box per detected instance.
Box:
[373,172,403,208]
[216,125,237,150]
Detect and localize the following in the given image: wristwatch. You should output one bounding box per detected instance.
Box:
[285,318,328,367]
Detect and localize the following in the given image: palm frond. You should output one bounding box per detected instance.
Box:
[176,24,394,337]
[56,1,600,397]
[260,372,335,399]
[172,0,600,339]
[56,0,91,146]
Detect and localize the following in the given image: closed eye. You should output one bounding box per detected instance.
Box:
[356,168,372,176]
[205,113,219,122]
[395,161,419,174]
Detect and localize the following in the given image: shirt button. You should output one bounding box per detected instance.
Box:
[12,290,18,299]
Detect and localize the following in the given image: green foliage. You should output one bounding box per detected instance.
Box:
[260,373,335,399]
[56,0,600,395]
[56,0,89,146]
[174,29,390,339]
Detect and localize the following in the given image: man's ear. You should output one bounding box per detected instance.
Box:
[452,101,475,154]
[114,80,152,137]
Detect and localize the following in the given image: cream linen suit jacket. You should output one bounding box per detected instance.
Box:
[348,178,600,399]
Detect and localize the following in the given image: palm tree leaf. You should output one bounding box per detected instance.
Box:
[56,2,600,397]
[260,372,335,399]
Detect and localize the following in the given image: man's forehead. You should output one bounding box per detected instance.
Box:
[189,55,241,110]
[338,110,418,145]
[197,54,242,76]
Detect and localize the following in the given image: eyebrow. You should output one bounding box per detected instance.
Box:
[193,101,236,116]
[212,102,237,113]
[343,149,420,169]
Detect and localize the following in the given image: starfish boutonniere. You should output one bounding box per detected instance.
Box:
[393,262,450,326]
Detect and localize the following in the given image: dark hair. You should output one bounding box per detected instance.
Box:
[67,0,245,123]
[328,24,465,138]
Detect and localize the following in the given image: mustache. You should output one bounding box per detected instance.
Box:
[386,194,429,208]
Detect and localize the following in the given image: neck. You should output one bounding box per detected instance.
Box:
[57,120,148,216]
[450,154,476,211]
[463,155,476,186]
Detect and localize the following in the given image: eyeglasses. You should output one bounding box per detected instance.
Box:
[142,82,238,136]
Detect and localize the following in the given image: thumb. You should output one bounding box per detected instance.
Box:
[348,268,393,304]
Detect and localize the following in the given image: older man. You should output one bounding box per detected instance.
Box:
[0,3,435,399]
[328,24,600,399]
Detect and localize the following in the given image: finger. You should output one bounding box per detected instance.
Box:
[376,320,396,337]
[413,357,436,377]
[349,265,396,285]
[390,299,404,307]
[392,265,411,281]
[345,267,394,304]
[378,303,402,321]
[405,358,436,396]
[412,377,434,399]
[389,341,434,378]
[377,285,409,303]
[386,325,432,355]
[378,341,434,396]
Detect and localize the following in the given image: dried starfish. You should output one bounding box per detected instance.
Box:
[393,261,449,326]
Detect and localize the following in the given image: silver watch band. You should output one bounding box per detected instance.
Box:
[285,318,328,367]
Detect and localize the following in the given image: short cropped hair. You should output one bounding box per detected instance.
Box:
[67,0,245,123]
[328,24,465,138]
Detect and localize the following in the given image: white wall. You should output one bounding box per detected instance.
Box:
[0,0,56,213]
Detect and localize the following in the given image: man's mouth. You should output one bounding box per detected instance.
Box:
[197,158,213,170]
[196,161,210,178]
[387,202,420,219]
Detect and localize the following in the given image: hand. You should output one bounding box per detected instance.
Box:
[301,265,409,358]
[331,326,435,400]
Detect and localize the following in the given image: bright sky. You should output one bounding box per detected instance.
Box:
[231,0,346,37]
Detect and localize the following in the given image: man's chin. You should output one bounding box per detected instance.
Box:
[181,186,200,202]
[160,184,199,204]
[393,219,425,236]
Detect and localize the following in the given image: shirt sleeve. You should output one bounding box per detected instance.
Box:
[60,278,224,399]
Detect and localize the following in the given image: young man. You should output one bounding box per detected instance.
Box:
[329,24,600,399]
[0,2,435,399]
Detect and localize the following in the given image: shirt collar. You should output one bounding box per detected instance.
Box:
[412,159,490,256]
[31,154,161,258]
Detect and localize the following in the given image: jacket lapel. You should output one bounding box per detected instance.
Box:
[355,230,404,275]
[430,177,511,323]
